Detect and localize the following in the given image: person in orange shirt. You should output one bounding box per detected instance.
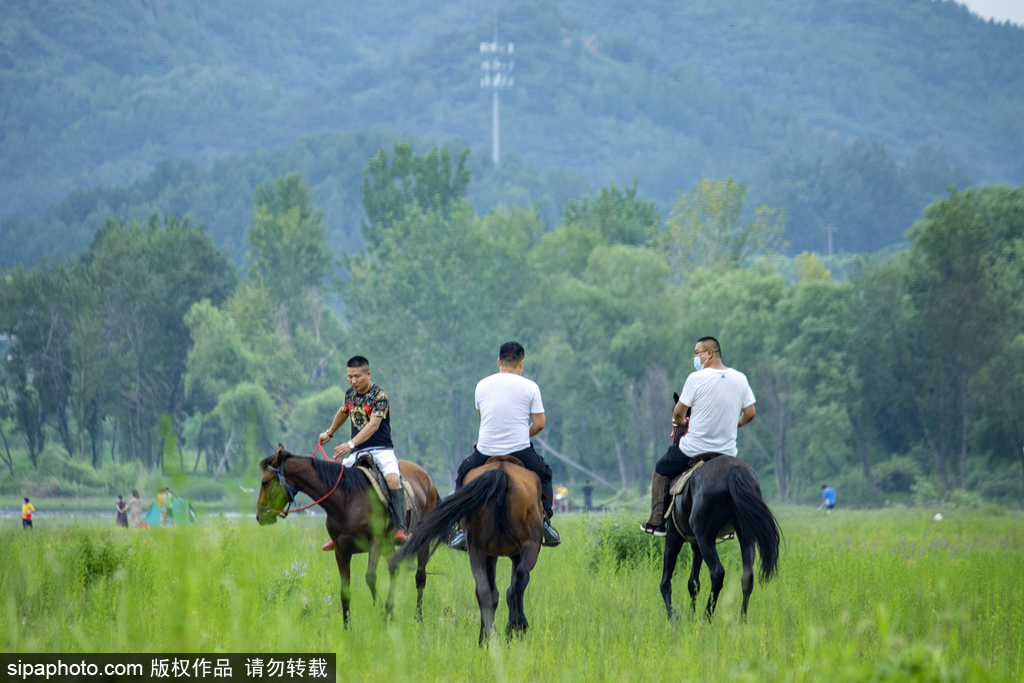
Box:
[22,497,34,529]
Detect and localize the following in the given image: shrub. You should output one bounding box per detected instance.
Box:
[37,444,104,490]
[874,456,921,494]
[584,512,663,571]
[912,478,941,506]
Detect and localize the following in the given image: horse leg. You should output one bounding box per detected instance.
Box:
[486,554,499,617]
[414,544,430,621]
[334,547,354,627]
[365,538,380,604]
[506,542,538,639]
[687,543,703,615]
[660,523,685,621]
[470,548,496,646]
[695,534,725,620]
[738,533,756,619]
[384,544,398,619]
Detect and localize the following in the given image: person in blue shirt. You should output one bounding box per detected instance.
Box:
[820,485,836,514]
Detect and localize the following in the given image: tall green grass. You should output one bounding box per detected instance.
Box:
[1,507,1021,682]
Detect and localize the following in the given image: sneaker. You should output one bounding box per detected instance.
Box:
[448,529,468,551]
[393,529,408,546]
[542,521,561,547]
[639,522,667,537]
[321,539,335,551]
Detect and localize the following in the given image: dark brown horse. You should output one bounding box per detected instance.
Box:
[394,456,543,644]
[256,446,438,624]
[661,455,780,620]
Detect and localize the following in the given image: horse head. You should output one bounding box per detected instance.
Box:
[256,445,293,525]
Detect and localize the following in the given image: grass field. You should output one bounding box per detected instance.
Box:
[1,507,1022,682]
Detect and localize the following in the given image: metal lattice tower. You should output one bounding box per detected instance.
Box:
[479,23,514,164]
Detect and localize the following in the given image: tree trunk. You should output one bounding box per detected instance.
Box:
[959,385,969,490]
[850,414,879,495]
[213,431,234,482]
[0,421,14,476]
[773,405,790,502]
[193,419,205,474]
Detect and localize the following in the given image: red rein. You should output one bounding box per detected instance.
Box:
[269,441,345,517]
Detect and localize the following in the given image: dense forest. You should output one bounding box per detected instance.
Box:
[1,0,1019,264]
[2,144,1023,507]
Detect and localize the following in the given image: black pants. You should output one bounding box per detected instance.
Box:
[456,444,554,519]
[654,442,694,480]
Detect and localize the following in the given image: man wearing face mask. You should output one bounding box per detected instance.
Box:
[640,336,756,536]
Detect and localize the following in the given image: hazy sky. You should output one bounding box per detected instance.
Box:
[957,0,1024,26]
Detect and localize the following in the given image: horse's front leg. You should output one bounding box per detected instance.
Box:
[660,523,686,621]
[365,538,381,604]
[334,547,354,627]
[688,543,703,615]
[383,543,398,619]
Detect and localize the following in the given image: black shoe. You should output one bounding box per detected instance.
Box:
[639,521,667,537]
[542,521,561,547]
[449,529,468,551]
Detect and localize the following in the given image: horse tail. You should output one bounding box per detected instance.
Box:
[727,465,781,583]
[397,469,510,561]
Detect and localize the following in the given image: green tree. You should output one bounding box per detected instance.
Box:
[360,142,471,249]
[661,177,785,280]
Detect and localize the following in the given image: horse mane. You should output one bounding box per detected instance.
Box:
[260,453,370,496]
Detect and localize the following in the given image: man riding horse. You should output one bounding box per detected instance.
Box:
[640,336,756,536]
[450,341,561,549]
[319,355,409,548]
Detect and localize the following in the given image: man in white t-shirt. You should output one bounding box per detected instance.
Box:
[640,336,756,536]
[449,341,561,549]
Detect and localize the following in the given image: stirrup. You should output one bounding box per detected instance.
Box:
[542,521,561,547]
[449,529,468,551]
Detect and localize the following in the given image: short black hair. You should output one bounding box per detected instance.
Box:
[499,341,525,366]
[697,336,721,356]
[347,355,370,369]
[822,485,828,490]
[24,497,29,502]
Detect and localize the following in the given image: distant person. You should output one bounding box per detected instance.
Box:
[319,355,408,550]
[164,488,175,526]
[157,488,167,525]
[820,485,836,514]
[115,495,128,528]
[21,497,34,530]
[129,490,143,528]
[582,481,594,512]
[641,336,756,536]
[555,483,569,514]
[450,341,560,549]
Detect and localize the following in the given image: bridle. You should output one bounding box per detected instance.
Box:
[261,442,346,518]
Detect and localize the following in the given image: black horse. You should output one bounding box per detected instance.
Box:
[660,455,780,620]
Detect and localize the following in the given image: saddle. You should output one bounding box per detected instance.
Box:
[667,452,727,498]
[353,454,416,528]
[664,452,736,541]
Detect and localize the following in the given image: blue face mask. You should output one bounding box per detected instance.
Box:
[693,354,705,372]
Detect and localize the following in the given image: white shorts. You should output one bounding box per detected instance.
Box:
[343,448,400,477]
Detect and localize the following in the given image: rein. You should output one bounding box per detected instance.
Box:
[266,441,346,518]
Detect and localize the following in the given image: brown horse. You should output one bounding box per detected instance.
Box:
[256,446,438,624]
[394,456,544,644]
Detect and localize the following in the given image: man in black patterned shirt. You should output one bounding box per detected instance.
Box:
[318,356,408,548]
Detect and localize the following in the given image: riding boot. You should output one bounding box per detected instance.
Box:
[390,488,408,546]
[640,473,670,536]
